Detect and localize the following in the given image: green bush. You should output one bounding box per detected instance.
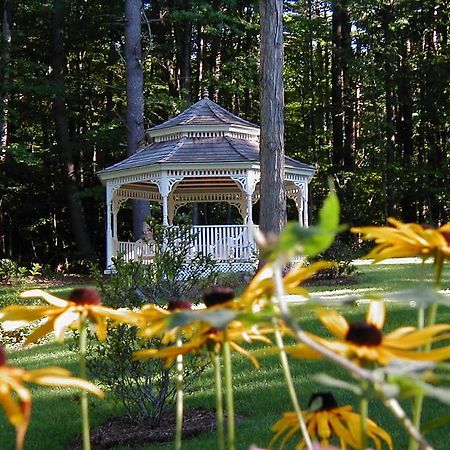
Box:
[87,222,216,421]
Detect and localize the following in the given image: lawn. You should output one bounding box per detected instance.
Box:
[1,263,449,450]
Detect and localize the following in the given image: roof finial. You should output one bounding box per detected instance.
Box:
[203,88,209,99]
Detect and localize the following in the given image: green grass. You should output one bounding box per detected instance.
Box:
[1,264,450,449]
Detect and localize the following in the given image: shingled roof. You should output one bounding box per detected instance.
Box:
[99,136,315,175]
[149,97,258,132]
[99,97,315,177]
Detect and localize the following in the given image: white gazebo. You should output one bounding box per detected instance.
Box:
[98,94,315,271]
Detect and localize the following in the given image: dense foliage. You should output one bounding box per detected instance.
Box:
[0,0,448,266]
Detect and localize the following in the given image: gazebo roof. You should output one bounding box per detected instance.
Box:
[98,96,315,180]
[99,136,315,175]
[149,97,258,132]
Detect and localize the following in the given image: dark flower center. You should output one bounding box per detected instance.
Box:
[440,232,450,245]
[203,287,234,308]
[0,345,7,366]
[69,288,102,306]
[308,392,338,411]
[168,299,192,311]
[346,321,382,346]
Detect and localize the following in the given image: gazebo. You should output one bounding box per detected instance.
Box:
[98,95,316,271]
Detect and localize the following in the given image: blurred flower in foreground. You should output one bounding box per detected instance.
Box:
[351,218,450,261]
[135,319,272,368]
[135,287,272,367]
[241,261,335,307]
[0,345,102,450]
[0,288,141,343]
[270,392,392,450]
[288,301,450,365]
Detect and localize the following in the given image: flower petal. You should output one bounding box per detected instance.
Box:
[316,411,331,439]
[316,308,349,339]
[19,289,68,307]
[384,324,450,350]
[366,301,385,330]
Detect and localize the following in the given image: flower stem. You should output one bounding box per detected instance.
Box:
[175,339,183,450]
[272,264,313,450]
[359,385,369,450]
[223,333,235,450]
[409,251,443,450]
[79,317,91,450]
[211,351,225,450]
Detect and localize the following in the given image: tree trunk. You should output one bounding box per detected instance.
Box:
[381,6,396,218]
[174,0,192,102]
[397,39,415,221]
[331,0,345,169]
[125,0,148,237]
[51,0,94,258]
[0,0,12,160]
[259,0,286,235]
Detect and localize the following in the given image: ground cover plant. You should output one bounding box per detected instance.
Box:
[1,192,450,450]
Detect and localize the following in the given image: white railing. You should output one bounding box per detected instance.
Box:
[116,225,257,264]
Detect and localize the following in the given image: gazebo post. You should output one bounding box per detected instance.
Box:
[302,182,309,226]
[159,171,170,226]
[105,183,114,270]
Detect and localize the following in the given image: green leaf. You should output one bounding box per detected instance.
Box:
[269,185,343,260]
[169,308,237,330]
[422,414,450,435]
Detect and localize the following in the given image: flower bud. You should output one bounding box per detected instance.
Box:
[203,287,235,308]
[0,345,7,366]
[69,288,102,306]
[168,299,192,310]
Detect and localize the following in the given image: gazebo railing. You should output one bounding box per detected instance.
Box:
[116,224,257,264]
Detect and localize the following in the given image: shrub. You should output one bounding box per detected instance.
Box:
[87,222,216,421]
[308,236,358,279]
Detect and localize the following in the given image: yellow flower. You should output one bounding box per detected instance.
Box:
[241,261,335,307]
[288,301,450,365]
[134,319,272,368]
[0,288,141,344]
[0,345,103,450]
[270,392,393,450]
[351,218,450,261]
[138,299,197,343]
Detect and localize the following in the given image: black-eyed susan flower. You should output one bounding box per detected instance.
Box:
[241,261,335,307]
[288,301,450,365]
[0,288,141,344]
[135,318,272,368]
[0,345,102,450]
[351,218,450,262]
[135,287,272,368]
[270,392,393,450]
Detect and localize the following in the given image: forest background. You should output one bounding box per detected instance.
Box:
[0,0,448,267]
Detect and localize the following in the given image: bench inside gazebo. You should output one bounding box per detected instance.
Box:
[98,94,315,272]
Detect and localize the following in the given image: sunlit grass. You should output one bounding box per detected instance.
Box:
[1,264,449,449]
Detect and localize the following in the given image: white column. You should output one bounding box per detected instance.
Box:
[105,184,114,270]
[303,182,309,226]
[162,195,169,226]
[298,191,304,226]
[158,171,170,226]
[246,194,253,224]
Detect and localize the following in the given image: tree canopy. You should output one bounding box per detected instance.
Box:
[0,0,448,266]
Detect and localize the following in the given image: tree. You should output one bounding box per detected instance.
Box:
[51,0,94,258]
[258,0,286,235]
[125,0,147,238]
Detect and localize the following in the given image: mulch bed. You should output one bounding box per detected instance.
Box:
[304,275,359,287]
[72,408,224,449]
